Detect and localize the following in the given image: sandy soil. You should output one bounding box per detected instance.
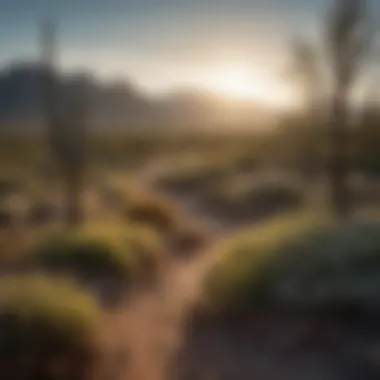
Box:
[95,162,380,380]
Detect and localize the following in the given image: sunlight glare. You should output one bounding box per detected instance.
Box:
[209,67,257,100]
[206,65,295,107]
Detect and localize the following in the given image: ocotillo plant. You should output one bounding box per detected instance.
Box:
[40,21,88,227]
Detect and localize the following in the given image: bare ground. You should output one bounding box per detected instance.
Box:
[3,162,379,380]
[93,162,380,380]
[93,161,239,380]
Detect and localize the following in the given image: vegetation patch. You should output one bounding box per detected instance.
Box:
[202,175,304,222]
[25,222,165,291]
[156,162,230,195]
[99,172,146,209]
[203,214,380,318]
[126,194,182,234]
[99,172,183,236]
[0,274,100,380]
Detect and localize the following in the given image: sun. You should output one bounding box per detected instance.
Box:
[208,66,258,100]
[202,64,297,107]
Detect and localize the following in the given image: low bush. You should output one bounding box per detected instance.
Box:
[0,274,100,380]
[203,214,380,318]
[126,195,181,233]
[156,164,228,195]
[99,172,147,210]
[202,176,304,222]
[202,213,327,314]
[26,222,165,289]
[270,220,380,314]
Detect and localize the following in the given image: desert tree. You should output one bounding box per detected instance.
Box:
[40,21,88,227]
[326,0,373,219]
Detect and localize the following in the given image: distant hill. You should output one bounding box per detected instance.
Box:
[0,61,278,133]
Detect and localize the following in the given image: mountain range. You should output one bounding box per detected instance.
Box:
[0,61,278,133]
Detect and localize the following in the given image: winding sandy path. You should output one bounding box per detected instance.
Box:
[96,160,230,380]
[96,162,380,380]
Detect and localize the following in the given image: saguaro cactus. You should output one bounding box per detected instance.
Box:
[40,21,88,227]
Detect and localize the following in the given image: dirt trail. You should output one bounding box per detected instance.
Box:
[97,161,229,380]
[97,162,380,380]
[98,239,221,380]
[135,158,236,236]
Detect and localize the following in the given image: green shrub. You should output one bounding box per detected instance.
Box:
[156,164,228,195]
[98,172,147,212]
[270,220,380,313]
[26,222,165,286]
[203,215,380,317]
[126,195,181,233]
[202,176,304,221]
[202,213,330,314]
[0,274,100,380]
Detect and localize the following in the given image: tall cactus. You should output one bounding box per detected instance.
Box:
[40,21,88,227]
[287,0,373,219]
[326,0,372,219]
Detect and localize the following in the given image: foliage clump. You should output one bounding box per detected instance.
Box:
[0,274,100,380]
[201,214,380,318]
[26,222,165,287]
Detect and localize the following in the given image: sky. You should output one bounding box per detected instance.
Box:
[0,0,378,106]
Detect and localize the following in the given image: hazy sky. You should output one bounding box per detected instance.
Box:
[0,0,378,104]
